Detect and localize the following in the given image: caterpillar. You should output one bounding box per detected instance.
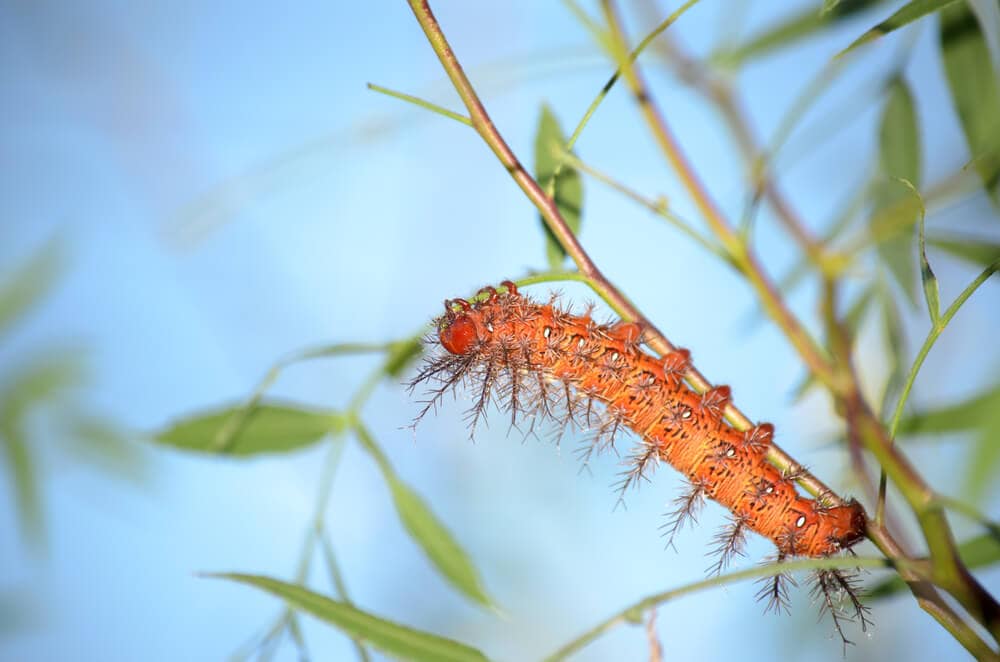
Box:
[410,281,870,641]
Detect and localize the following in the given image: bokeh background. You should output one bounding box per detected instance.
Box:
[3,1,999,661]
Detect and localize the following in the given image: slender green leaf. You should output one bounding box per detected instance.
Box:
[839,0,962,56]
[211,573,489,662]
[790,284,875,403]
[65,415,148,482]
[928,234,1000,267]
[383,337,424,378]
[873,78,922,308]
[916,192,939,324]
[897,382,1000,437]
[0,240,62,340]
[355,425,494,608]
[940,2,1000,204]
[0,418,40,544]
[876,276,908,416]
[534,105,583,269]
[869,532,1000,598]
[713,0,884,66]
[968,0,1000,74]
[0,353,86,545]
[965,389,1000,502]
[155,402,345,456]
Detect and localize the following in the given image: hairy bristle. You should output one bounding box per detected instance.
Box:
[811,568,872,652]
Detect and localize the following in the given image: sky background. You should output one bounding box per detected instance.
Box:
[2,1,1000,661]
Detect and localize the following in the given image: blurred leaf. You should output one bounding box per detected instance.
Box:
[790,284,875,403]
[968,0,1000,74]
[823,0,844,15]
[928,234,1000,267]
[876,277,907,416]
[534,105,583,269]
[0,240,63,340]
[0,418,40,544]
[713,0,884,65]
[355,425,494,609]
[964,389,1000,502]
[383,337,424,378]
[873,78,922,308]
[0,353,86,544]
[212,573,490,662]
[869,531,1000,598]
[65,415,148,482]
[839,0,962,56]
[880,79,922,184]
[155,402,345,456]
[940,2,1000,204]
[897,382,1000,437]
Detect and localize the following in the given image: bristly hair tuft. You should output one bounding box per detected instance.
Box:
[810,567,872,653]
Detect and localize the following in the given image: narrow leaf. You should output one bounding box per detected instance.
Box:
[873,78,922,308]
[928,234,1000,267]
[0,353,85,545]
[713,0,884,66]
[916,190,939,324]
[534,105,583,269]
[876,277,907,417]
[65,415,148,482]
[383,337,425,378]
[897,382,1000,437]
[968,0,1000,75]
[839,0,962,56]
[965,391,1000,502]
[211,573,489,662]
[940,2,1000,204]
[355,426,494,608]
[0,240,63,340]
[0,419,41,545]
[155,402,345,456]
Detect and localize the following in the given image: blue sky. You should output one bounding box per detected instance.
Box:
[2,1,999,661]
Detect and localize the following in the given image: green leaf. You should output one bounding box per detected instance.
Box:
[823,0,844,15]
[873,78,922,308]
[0,353,86,545]
[896,383,1000,437]
[940,2,1000,204]
[876,277,907,416]
[155,402,345,456]
[383,337,424,378]
[964,389,1000,502]
[534,105,583,269]
[839,0,962,56]
[916,192,939,324]
[0,417,40,545]
[355,425,494,609]
[211,573,490,662]
[928,234,1000,267]
[869,532,1000,598]
[0,240,63,340]
[65,415,148,482]
[713,0,884,66]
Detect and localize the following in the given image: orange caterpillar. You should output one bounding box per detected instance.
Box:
[411,281,869,637]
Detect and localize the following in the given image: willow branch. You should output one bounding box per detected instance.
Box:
[407,0,846,505]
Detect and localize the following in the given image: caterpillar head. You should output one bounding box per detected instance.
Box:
[439,313,478,355]
[822,500,867,553]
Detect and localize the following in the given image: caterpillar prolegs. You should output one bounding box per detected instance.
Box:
[410,281,870,640]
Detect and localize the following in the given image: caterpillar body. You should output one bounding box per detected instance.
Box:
[410,281,869,636]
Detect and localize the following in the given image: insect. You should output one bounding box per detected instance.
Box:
[410,281,870,642]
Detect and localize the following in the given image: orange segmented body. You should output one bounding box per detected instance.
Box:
[415,281,865,560]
